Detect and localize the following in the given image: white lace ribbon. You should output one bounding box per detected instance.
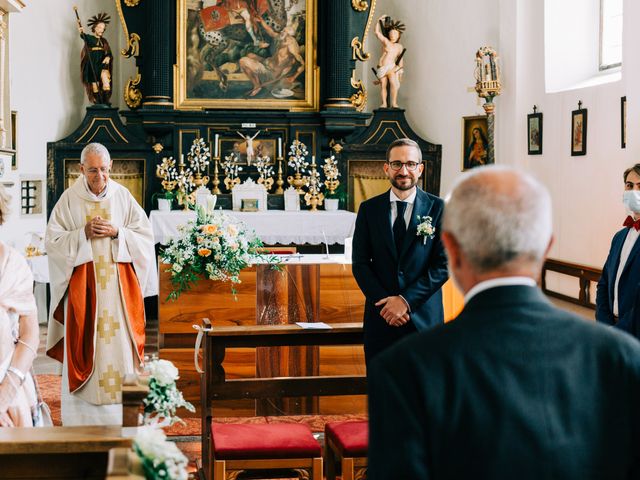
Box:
[192,318,212,374]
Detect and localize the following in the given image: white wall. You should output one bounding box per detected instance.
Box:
[502,0,638,268]
[3,0,132,248]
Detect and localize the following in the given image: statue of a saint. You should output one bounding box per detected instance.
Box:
[373,15,406,109]
[76,10,113,105]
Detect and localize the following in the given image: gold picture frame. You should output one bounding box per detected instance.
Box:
[461,115,490,171]
[175,0,319,111]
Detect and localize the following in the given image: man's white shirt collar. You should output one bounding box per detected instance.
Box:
[464,276,537,304]
[389,188,417,205]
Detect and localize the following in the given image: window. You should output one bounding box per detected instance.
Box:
[20,179,43,216]
[600,0,623,70]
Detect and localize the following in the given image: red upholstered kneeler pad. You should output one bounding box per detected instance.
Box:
[212,422,321,460]
[325,421,368,456]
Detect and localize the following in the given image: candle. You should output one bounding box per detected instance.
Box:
[214,134,219,158]
[278,137,282,158]
[180,154,185,166]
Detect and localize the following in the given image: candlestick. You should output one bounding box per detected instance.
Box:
[275,156,284,194]
[212,155,221,194]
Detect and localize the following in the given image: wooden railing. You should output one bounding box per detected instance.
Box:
[541,259,602,310]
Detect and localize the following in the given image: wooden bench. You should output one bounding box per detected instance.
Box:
[199,320,367,480]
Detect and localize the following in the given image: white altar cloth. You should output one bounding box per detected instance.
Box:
[149,210,357,245]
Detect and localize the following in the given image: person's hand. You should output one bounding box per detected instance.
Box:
[103,57,110,65]
[85,216,118,239]
[0,410,14,428]
[375,296,410,327]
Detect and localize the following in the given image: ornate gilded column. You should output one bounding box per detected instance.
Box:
[142,0,172,108]
[323,0,354,110]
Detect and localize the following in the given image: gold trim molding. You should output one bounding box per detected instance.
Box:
[124,0,141,6]
[124,73,142,109]
[352,0,368,12]
[350,76,366,112]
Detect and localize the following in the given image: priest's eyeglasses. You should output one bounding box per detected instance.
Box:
[388,161,421,171]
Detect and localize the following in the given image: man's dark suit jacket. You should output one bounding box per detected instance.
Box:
[352,188,448,363]
[596,226,640,335]
[369,285,640,480]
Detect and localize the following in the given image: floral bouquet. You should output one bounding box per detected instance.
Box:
[416,215,435,244]
[322,155,341,197]
[134,426,189,480]
[160,206,278,300]
[221,151,243,191]
[142,358,195,426]
[255,154,274,191]
[287,139,309,174]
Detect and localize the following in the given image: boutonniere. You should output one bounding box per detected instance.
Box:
[416,215,435,244]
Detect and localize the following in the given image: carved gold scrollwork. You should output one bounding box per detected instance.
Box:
[352,0,368,12]
[124,0,141,6]
[121,32,140,58]
[351,36,370,62]
[226,470,244,480]
[124,73,143,109]
[350,76,367,112]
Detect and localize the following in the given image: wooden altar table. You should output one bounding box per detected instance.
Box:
[149,209,357,245]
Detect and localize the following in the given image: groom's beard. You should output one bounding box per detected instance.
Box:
[390,174,418,191]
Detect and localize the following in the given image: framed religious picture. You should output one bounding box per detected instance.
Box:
[462,115,490,171]
[621,96,627,149]
[527,111,543,155]
[175,0,319,110]
[571,107,587,156]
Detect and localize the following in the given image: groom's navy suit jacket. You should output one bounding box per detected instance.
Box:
[596,226,640,337]
[352,188,448,363]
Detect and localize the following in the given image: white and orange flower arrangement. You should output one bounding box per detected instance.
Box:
[161,206,278,300]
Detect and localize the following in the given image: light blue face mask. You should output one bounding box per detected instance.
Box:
[623,190,640,213]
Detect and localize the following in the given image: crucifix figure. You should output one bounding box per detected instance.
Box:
[237,130,261,165]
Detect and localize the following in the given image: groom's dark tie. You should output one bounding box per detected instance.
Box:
[393,201,407,256]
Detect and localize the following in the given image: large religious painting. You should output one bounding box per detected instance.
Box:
[176,0,318,110]
[462,115,490,171]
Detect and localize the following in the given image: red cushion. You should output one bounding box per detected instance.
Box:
[212,422,321,460]
[325,421,368,457]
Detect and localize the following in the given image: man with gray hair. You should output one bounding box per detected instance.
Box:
[46,142,157,426]
[368,166,640,479]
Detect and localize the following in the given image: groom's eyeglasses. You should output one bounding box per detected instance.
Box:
[388,161,421,171]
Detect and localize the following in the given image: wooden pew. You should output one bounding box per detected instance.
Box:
[199,320,366,479]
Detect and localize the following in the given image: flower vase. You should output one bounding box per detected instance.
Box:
[325,198,339,211]
[158,198,172,212]
[287,171,305,193]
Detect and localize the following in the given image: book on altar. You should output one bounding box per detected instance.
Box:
[296,322,332,329]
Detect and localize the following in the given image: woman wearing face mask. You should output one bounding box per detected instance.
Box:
[595,164,640,339]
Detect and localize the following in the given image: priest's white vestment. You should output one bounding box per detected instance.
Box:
[46,177,157,425]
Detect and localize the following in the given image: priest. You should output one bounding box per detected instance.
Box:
[46,142,157,425]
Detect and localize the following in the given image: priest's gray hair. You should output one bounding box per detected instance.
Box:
[0,184,11,226]
[80,142,111,165]
[442,165,552,273]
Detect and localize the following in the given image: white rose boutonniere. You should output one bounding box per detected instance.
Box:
[416,216,435,244]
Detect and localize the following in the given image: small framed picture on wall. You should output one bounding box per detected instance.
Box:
[462,115,490,171]
[621,96,626,149]
[571,105,587,156]
[527,110,543,155]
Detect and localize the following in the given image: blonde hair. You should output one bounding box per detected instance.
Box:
[0,184,11,226]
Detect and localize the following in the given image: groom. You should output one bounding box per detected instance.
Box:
[352,138,448,364]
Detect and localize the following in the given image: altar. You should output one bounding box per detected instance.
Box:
[149,210,357,246]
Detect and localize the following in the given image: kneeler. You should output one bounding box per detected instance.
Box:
[324,421,368,480]
[211,422,323,480]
